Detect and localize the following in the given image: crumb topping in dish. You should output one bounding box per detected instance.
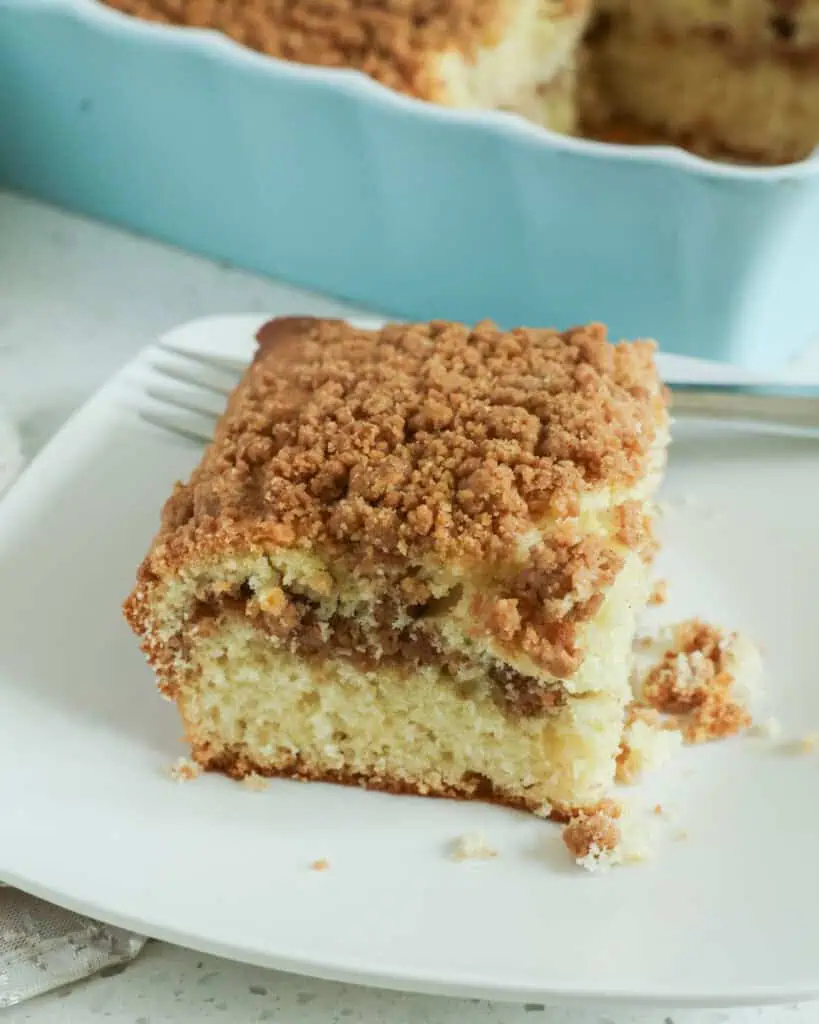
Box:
[101,0,531,98]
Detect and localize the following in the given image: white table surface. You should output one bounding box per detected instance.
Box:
[1,188,818,1024]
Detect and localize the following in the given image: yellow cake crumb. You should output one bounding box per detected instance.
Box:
[451,833,498,862]
[616,706,681,784]
[167,757,201,782]
[800,732,818,753]
[782,732,818,755]
[242,773,269,791]
[310,858,330,872]
[648,578,668,606]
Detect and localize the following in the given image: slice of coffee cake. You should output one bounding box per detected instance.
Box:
[125,317,668,815]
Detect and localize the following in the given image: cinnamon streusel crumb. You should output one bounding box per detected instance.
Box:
[636,619,759,743]
[562,807,621,866]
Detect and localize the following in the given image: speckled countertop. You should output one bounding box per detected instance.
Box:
[1,189,818,1024]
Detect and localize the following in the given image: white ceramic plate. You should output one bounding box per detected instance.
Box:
[1,314,818,1009]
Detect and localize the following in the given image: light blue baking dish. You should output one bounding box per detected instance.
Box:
[3,0,819,367]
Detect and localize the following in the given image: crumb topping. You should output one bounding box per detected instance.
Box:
[150,317,664,574]
[472,533,626,675]
[101,0,515,100]
[636,619,754,743]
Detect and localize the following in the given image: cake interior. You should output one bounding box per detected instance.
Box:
[438,0,588,130]
[180,624,627,813]
[146,522,654,813]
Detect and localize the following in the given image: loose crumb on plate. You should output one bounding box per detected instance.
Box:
[562,801,656,873]
[310,858,330,872]
[634,619,761,744]
[749,717,782,741]
[562,807,621,872]
[648,578,668,606]
[167,757,201,782]
[242,773,269,791]
[451,833,498,862]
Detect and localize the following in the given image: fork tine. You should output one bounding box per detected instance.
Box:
[145,386,221,421]
[157,340,247,374]
[138,409,213,445]
[151,362,234,398]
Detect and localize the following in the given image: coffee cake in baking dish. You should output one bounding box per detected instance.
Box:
[101,0,590,132]
[101,0,819,163]
[125,317,669,815]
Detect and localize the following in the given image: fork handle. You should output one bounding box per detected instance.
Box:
[670,382,819,430]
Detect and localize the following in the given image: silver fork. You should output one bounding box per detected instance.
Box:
[140,340,819,444]
[139,342,244,444]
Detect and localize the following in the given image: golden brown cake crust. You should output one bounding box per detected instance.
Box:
[146,316,663,574]
[99,0,548,99]
[194,740,605,819]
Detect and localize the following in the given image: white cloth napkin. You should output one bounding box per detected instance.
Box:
[0,889,146,1007]
[0,408,147,1005]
